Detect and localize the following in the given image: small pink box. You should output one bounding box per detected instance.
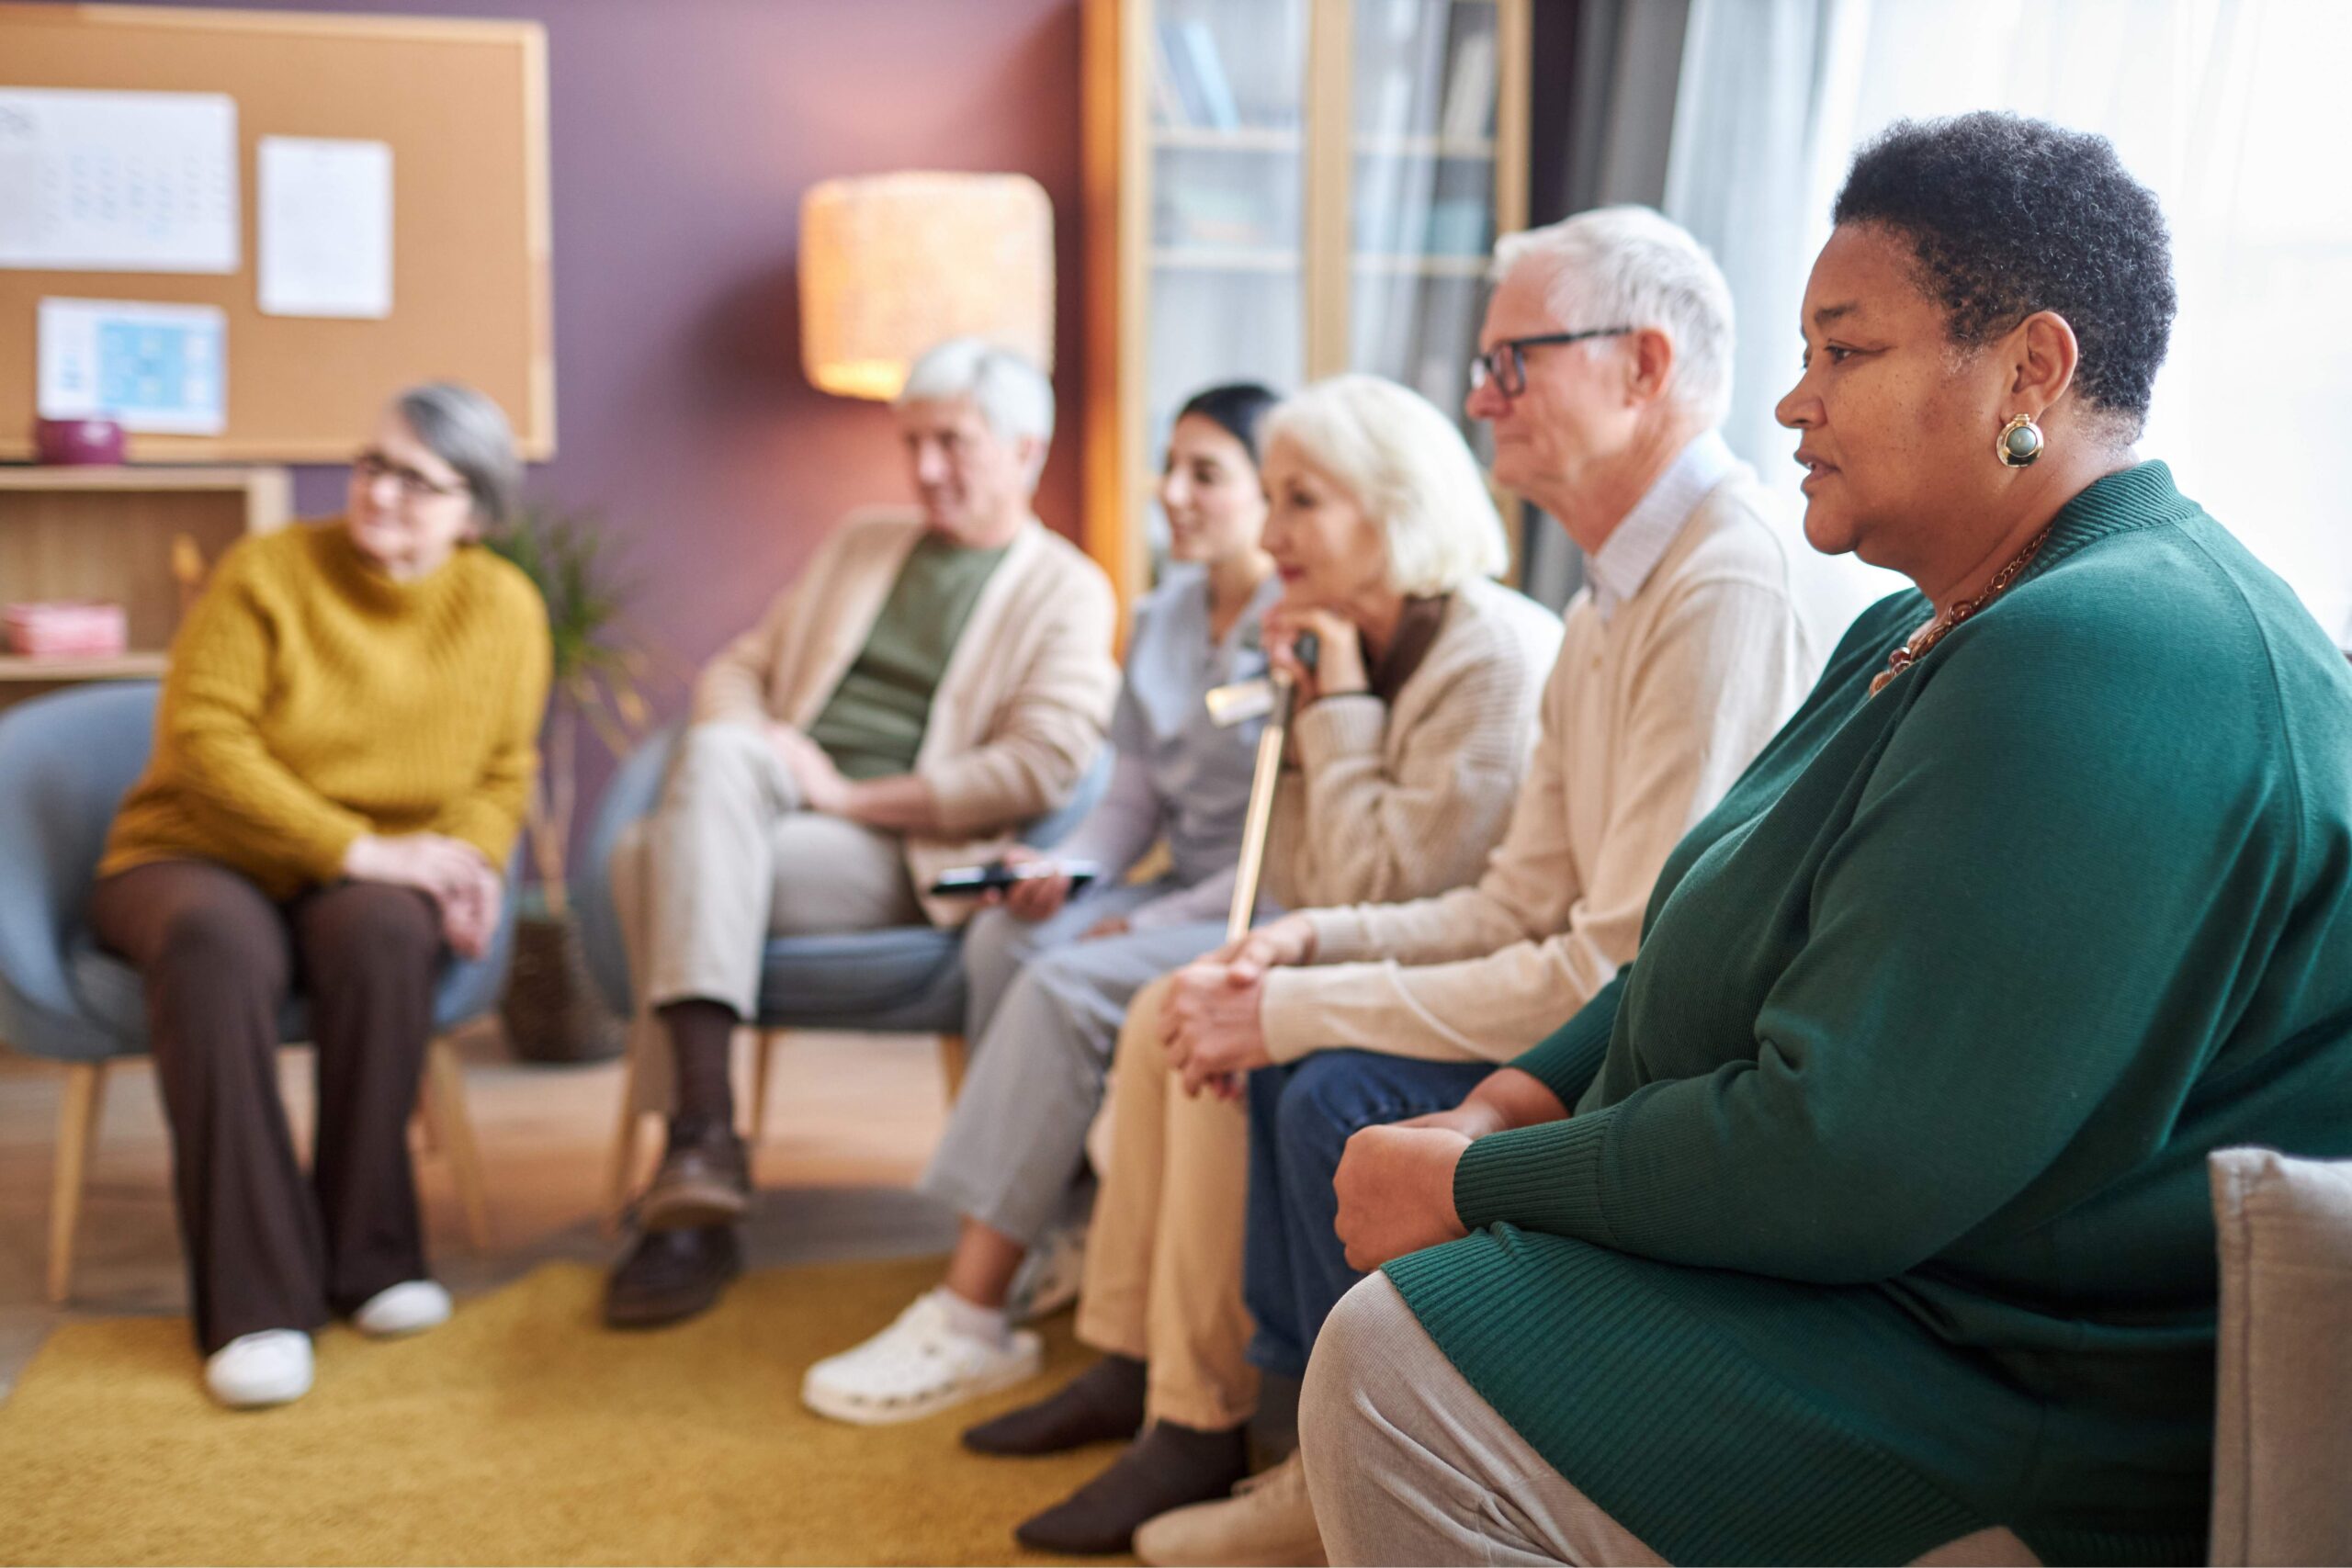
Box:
[5,602,130,659]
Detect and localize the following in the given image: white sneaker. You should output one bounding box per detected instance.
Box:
[801,1291,1043,1426]
[353,1280,452,1337]
[204,1330,314,1409]
[1006,1222,1088,1325]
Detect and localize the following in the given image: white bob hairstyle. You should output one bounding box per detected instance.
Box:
[896,337,1056,469]
[1491,205,1736,427]
[1262,373,1509,597]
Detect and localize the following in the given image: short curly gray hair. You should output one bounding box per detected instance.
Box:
[1833,112,2175,433]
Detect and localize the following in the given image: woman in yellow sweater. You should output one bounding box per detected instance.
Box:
[91,382,550,1410]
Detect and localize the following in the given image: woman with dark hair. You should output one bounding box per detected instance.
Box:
[800,383,1291,1423]
[92,382,549,1410]
[1304,112,2352,1566]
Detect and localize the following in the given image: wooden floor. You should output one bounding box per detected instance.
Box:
[0,1024,960,1396]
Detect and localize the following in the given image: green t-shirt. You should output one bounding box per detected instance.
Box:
[806,532,1008,780]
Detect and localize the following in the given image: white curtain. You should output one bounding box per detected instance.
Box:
[1668,0,2352,641]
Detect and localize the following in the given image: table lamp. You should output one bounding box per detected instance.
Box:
[798,171,1056,400]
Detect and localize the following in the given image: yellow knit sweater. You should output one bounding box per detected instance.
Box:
[102,520,552,899]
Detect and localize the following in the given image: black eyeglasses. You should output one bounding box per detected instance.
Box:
[1468,327,1636,399]
[353,449,469,502]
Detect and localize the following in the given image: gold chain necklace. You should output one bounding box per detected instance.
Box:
[1869,525,2052,697]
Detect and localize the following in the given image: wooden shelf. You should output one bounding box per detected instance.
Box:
[1150,128,1496,160]
[1153,124,1300,152]
[1085,0,1532,615]
[0,465,283,492]
[1355,134,1497,159]
[1353,253,1490,277]
[1155,250,1487,277]
[1151,245,1303,274]
[0,464,287,710]
[0,653,168,682]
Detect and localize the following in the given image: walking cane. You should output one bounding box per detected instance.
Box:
[1225,631,1318,942]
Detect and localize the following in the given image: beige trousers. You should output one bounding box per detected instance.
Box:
[1073,973,1261,1430]
[613,721,921,1115]
[1301,1272,2040,1568]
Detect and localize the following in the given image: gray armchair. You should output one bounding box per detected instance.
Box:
[573,722,1106,1220]
[0,682,515,1302]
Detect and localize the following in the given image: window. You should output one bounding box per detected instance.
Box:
[1672,0,2352,640]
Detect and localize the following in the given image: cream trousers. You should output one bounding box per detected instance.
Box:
[613,721,920,1114]
[1074,973,1260,1430]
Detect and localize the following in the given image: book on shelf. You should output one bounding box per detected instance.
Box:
[1155,184,1280,250]
[1146,25,1184,125]
[1425,197,1491,256]
[1439,29,1498,144]
[1168,20,1241,130]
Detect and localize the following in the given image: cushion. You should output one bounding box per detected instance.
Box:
[2207,1146,2352,1566]
[752,927,967,1033]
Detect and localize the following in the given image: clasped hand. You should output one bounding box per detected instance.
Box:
[1155,915,1317,1099]
[342,832,503,959]
[1261,603,1366,705]
[1331,1118,1476,1271]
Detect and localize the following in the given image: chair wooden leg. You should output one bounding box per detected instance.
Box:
[937,1032,968,1104]
[413,1084,442,1156]
[748,1029,781,1150]
[605,1038,645,1235]
[47,1061,108,1306]
[424,1039,492,1253]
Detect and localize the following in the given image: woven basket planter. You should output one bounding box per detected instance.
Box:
[500,911,622,1064]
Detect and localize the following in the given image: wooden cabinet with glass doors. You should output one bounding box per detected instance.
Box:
[1081,0,1530,613]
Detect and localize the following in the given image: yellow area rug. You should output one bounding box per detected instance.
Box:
[0,1257,1133,1565]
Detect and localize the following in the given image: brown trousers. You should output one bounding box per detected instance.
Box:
[89,860,446,1354]
[1075,974,1260,1430]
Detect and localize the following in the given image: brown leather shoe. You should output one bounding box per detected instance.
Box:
[637,1122,751,1231]
[604,1224,741,1329]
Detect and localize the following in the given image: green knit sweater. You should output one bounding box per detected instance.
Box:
[1386,464,2352,1565]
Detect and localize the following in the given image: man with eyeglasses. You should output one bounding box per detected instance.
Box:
[1128,206,1871,1565]
[601,338,1118,1329]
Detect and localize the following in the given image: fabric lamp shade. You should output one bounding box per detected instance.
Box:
[799,172,1056,400]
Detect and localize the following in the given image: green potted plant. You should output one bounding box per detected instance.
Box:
[484,503,656,1064]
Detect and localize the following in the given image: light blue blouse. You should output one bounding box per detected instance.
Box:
[1057,564,1283,913]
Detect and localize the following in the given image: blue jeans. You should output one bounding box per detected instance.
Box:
[1243,1050,1493,1378]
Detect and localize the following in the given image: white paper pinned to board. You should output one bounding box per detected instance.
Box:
[38,297,228,434]
[257,136,393,319]
[0,87,239,273]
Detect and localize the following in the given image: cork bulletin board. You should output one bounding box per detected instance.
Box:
[0,3,553,461]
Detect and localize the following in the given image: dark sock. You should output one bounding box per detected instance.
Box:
[962,1352,1147,1456]
[659,998,739,1130]
[1013,1420,1250,1555]
[1252,1371,1303,1461]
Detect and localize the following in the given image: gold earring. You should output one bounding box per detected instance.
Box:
[1996,413,2044,468]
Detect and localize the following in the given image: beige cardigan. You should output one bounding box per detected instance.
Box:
[691,508,1118,925]
[1261,472,1833,1063]
[1261,575,1564,916]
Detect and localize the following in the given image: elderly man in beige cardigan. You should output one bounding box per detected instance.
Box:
[992,209,1876,1560]
[604,339,1118,1328]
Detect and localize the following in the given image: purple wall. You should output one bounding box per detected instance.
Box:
[59,0,1088,849]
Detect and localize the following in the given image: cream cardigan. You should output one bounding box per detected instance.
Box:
[1261,575,1565,917]
[690,508,1119,926]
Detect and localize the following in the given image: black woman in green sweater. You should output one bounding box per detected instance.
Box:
[1303,112,2352,1567]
